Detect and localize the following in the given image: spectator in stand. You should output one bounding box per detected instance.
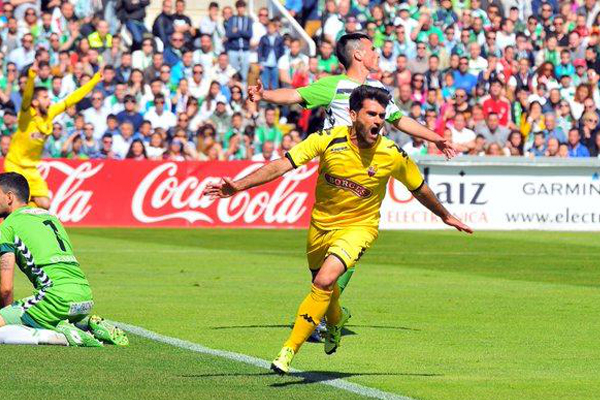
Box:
[476,112,511,147]
[254,107,282,152]
[225,0,253,81]
[258,20,284,91]
[117,0,150,51]
[251,140,279,161]
[126,139,148,160]
[277,38,308,88]
[132,39,155,71]
[172,0,196,46]
[481,80,512,127]
[567,127,591,157]
[83,90,110,139]
[153,0,174,47]
[145,94,177,131]
[164,32,186,67]
[200,2,226,54]
[116,95,144,132]
[113,121,137,159]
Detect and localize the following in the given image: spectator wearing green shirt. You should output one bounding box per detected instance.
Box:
[254,107,282,152]
[317,39,339,73]
[35,61,53,90]
[0,110,17,137]
[222,112,245,151]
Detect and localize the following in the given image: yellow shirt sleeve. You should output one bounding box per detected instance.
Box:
[285,130,330,168]
[48,72,102,121]
[390,146,425,191]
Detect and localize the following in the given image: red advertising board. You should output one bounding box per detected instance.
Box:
[27,160,318,228]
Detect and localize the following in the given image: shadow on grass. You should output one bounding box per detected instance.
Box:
[210,324,420,333]
[179,370,442,385]
[270,370,443,387]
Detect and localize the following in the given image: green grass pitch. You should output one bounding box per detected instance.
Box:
[1,228,599,400]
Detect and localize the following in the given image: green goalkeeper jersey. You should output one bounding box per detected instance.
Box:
[0,206,89,290]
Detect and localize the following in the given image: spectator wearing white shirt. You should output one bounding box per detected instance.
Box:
[193,34,218,73]
[132,38,154,71]
[188,64,210,100]
[209,52,237,87]
[468,42,488,77]
[144,94,177,131]
[450,113,476,154]
[277,38,308,86]
[104,82,127,115]
[112,121,136,159]
[9,33,35,71]
[251,140,279,161]
[378,40,397,74]
[83,90,111,140]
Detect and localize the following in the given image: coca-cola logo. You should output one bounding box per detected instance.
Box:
[38,161,103,222]
[132,162,318,225]
[324,173,372,198]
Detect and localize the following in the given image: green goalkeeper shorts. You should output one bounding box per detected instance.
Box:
[0,284,94,329]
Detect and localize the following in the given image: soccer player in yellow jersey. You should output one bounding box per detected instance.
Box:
[4,63,103,209]
[204,86,473,374]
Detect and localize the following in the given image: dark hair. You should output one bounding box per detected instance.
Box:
[235,0,246,7]
[336,32,370,69]
[126,139,148,159]
[0,172,30,203]
[349,85,390,113]
[33,86,48,100]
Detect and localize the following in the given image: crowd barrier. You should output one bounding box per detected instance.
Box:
[8,157,600,231]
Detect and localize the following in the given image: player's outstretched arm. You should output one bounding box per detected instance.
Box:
[203,158,294,199]
[393,117,457,159]
[248,79,302,105]
[48,69,103,120]
[412,183,473,234]
[20,65,37,112]
[0,253,15,308]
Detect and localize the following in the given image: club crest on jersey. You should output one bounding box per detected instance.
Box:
[367,165,377,177]
[324,173,372,198]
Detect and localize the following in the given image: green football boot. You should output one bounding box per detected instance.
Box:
[88,315,129,346]
[56,320,103,347]
[271,346,295,375]
[324,306,351,355]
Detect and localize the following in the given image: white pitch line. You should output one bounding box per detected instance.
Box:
[113,321,417,400]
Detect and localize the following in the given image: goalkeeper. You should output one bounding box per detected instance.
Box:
[0,172,128,347]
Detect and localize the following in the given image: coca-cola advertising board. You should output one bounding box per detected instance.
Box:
[23,160,318,228]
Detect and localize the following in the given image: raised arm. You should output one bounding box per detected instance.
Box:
[0,252,15,308]
[20,66,37,112]
[48,71,102,120]
[203,157,294,199]
[394,116,457,159]
[248,79,302,105]
[411,183,473,233]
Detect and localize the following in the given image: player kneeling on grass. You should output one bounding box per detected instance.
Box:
[0,172,128,347]
[204,85,473,374]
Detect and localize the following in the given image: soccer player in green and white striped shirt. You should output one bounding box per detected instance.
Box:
[248,32,456,157]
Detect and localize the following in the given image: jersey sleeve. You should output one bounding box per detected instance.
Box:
[285,131,329,168]
[0,219,15,255]
[367,79,403,123]
[296,76,339,109]
[390,145,425,191]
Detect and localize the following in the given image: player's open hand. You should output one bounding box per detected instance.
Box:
[29,61,39,75]
[436,138,457,159]
[248,79,263,103]
[442,215,473,234]
[202,177,240,199]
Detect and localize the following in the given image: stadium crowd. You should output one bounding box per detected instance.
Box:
[0,0,599,160]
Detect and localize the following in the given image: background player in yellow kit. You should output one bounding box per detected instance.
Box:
[204,86,473,374]
[4,63,103,209]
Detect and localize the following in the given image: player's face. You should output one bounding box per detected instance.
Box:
[351,99,386,146]
[359,39,379,72]
[35,90,51,114]
[0,187,14,218]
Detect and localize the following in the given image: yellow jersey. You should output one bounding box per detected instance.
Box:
[286,125,424,230]
[6,69,102,168]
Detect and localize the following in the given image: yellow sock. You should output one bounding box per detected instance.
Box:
[284,284,332,353]
[325,284,341,327]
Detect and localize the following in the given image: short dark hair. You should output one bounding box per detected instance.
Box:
[33,86,48,100]
[0,172,30,203]
[349,85,390,113]
[336,32,370,69]
[235,0,246,7]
